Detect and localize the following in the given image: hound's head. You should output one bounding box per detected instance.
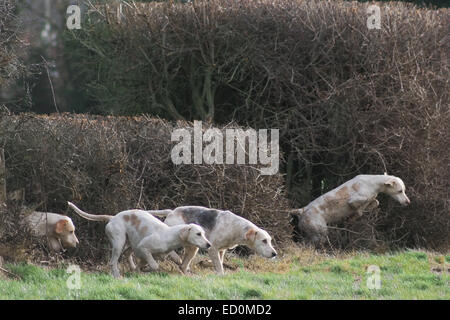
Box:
[244,226,277,258]
[180,224,211,249]
[54,218,79,248]
[382,176,410,206]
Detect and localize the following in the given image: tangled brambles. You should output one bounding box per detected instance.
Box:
[0,113,291,263]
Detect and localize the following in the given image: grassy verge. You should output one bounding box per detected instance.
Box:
[0,248,448,299]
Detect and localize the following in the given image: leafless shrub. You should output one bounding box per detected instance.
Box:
[0,113,291,262]
[0,0,25,86]
[63,0,450,251]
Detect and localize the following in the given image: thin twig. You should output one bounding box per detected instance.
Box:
[327,226,363,235]
[41,56,59,113]
[0,266,22,280]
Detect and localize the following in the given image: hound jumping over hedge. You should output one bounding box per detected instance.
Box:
[67,202,211,278]
[291,174,411,245]
[148,206,277,275]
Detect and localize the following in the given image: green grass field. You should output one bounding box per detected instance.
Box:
[0,248,448,300]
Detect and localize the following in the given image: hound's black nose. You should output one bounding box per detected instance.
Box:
[271,252,277,257]
[206,243,211,249]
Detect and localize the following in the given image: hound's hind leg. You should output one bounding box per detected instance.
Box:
[208,247,224,275]
[299,214,328,248]
[105,224,127,278]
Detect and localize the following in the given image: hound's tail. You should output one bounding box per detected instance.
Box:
[146,209,173,217]
[67,202,113,222]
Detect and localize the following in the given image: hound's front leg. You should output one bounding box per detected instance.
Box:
[143,251,159,271]
[168,251,182,265]
[48,236,62,252]
[353,198,379,216]
[348,197,370,217]
[365,199,379,211]
[180,246,199,274]
[208,247,224,275]
[135,245,159,272]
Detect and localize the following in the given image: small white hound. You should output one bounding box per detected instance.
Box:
[291,174,411,245]
[148,206,277,275]
[67,202,211,278]
[24,211,79,252]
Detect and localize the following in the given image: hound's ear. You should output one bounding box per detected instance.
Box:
[245,228,258,242]
[180,226,191,242]
[384,179,396,187]
[55,219,68,234]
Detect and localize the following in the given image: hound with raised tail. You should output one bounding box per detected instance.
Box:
[291,174,411,245]
[148,206,277,275]
[67,202,211,278]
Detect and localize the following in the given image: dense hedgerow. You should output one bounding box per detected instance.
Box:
[62,0,449,251]
[0,113,291,262]
[0,0,24,86]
